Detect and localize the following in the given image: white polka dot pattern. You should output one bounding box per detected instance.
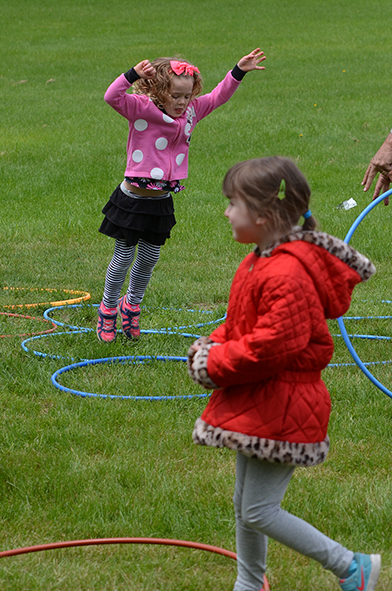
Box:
[132,150,144,163]
[155,137,168,150]
[134,119,148,131]
[162,114,174,123]
[150,168,164,179]
[176,154,185,166]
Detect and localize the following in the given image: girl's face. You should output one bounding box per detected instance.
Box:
[162,76,194,118]
[225,195,262,245]
[225,195,278,250]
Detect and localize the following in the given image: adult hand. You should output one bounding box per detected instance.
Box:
[134,60,156,79]
[362,132,392,204]
[237,48,266,72]
[369,172,391,205]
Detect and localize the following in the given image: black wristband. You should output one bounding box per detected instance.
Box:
[124,67,141,85]
[231,64,246,81]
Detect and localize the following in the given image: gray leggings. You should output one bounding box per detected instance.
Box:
[233,453,353,591]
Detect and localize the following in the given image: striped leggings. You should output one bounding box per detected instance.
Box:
[102,239,161,309]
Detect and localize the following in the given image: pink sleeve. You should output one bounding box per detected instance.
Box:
[192,71,242,121]
[104,73,138,120]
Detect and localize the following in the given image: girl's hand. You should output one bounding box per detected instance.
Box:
[187,336,212,364]
[187,338,220,389]
[187,341,202,361]
[134,59,156,79]
[237,48,266,72]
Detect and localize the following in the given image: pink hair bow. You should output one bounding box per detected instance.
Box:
[170,60,200,76]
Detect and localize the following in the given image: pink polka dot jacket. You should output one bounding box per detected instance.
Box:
[104,71,242,183]
[187,230,376,466]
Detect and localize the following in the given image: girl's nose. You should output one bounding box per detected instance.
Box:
[224,206,230,217]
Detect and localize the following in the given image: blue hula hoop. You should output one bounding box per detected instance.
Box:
[51,355,211,400]
[21,325,203,362]
[337,189,392,399]
[24,308,392,368]
[21,330,91,361]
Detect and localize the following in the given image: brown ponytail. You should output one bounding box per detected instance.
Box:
[223,156,317,233]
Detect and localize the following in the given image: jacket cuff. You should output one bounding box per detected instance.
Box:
[231,64,246,81]
[124,67,140,85]
[187,337,220,389]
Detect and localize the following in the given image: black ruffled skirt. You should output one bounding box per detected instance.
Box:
[98,184,176,246]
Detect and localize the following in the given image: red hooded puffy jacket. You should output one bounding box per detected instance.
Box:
[190,231,375,466]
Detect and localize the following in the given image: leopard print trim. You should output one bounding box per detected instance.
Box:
[259,230,375,282]
[193,417,330,467]
[187,339,220,389]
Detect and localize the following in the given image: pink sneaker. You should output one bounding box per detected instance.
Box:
[96,302,117,343]
[118,296,141,339]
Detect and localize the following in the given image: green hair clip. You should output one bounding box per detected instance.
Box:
[278,178,286,199]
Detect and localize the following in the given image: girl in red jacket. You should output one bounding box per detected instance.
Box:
[187,157,381,591]
[96,49,265,343]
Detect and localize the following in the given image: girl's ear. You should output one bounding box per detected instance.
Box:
[256,215,266,226]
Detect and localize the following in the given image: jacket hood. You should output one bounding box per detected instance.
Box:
[259,229,376,320]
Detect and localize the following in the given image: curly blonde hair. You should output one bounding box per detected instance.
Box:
[223,157,317,233]
[133,57,203,108]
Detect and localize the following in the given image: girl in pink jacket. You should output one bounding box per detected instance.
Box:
[188,157,380,591]
[97,49,266,342]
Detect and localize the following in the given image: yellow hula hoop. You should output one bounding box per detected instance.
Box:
[1,287,91,309]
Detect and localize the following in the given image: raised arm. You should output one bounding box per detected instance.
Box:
[193,48,266,121]
[133,59,156,79]
[104,59,156,119]
[237,47,266,72]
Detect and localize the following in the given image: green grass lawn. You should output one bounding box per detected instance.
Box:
[1,0,392,589]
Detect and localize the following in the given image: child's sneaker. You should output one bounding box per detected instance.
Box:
[339,553,381,591]
[96,302,117,343]
[118,295,141,339]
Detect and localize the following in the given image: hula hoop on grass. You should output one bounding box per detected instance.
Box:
[328,302,392,367]
[21,326,202,362]
[51,355,211,400]
[338,189,392,399]
[0,287,90,309]
[43,303,225,335]
[21,330,90,361]
[0,537,269,590]
[0,312,56,338]
[22,307,392,369]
